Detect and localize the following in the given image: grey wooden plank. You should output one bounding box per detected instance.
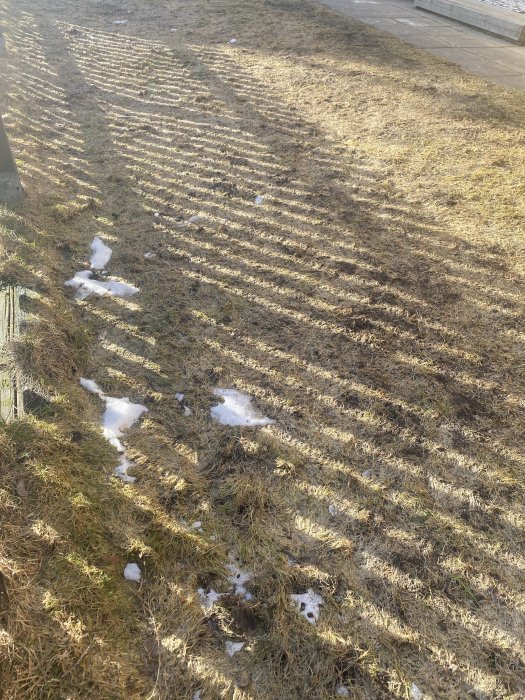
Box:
[0,286,24,421]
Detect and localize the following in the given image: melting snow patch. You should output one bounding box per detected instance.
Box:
[65,270,139,300]
[124,563,141,582]
[144,252,156,259]
[411,684,423,700]
[290,589,324,624]
[211,389,274,427]
[254,195,264,204]
[197,588,222,610]
[80,377,105,397]
[113,19,128,24]
[228,38,238,44]
[225,641,244,657]
[175,393,193,416]
[115,455,136,483]
[227,560,252,600]
[337,686,350,698]
[102,396,148,450]
[80,379,148,477]
[90,236,112,269]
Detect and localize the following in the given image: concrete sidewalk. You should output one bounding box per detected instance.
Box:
[317,0,525,90]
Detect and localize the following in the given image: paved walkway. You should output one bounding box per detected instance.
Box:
[317,0,525,91]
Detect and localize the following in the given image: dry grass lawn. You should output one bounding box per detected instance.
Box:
[0,0,525,697]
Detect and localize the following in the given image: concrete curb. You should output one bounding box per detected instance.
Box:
[415,0,525,44]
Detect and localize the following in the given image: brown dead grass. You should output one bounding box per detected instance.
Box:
[0,0,525,698]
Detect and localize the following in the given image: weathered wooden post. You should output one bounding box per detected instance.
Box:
[0,286,24,421]
[0,28,24,420]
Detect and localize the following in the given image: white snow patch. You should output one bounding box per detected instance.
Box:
[124,563,141,582]
[411,684,423,700]
[144,252,156,259]
[211,389,274,427]
[227,560,252,600]
[197,588,222,610]
[254,195,264,204]
[225,641,244,657]
[113,19,128,25]
[102,396,148,449]
[80,377,105,397]
[90,236,112,269]
[115,455,136,483]
[80,380,148,443]
[65,270,139,300]
[170,28,178,32]
[337,686,350,698]
[290,589,324,624]
[175,393,192,415]
[328,504,339,516]
[153,211,160,218]
[228,38,238,44]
